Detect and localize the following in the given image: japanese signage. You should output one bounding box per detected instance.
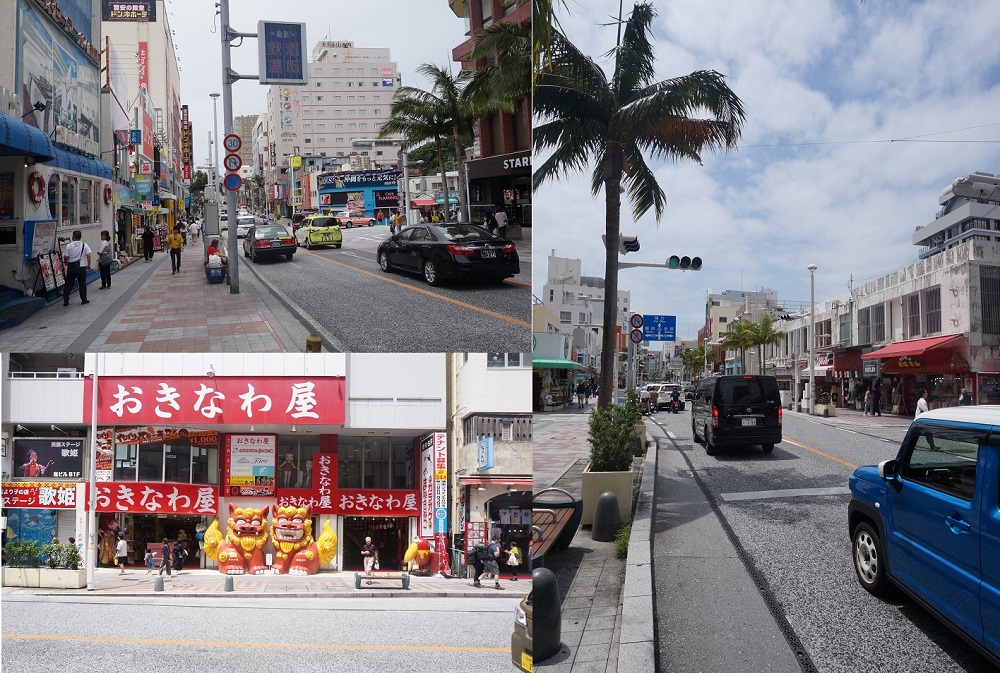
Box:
[477,437,494,470]
[2,482,79,509]
[14,439,83,479]
[317,169,400,188]
[277,489,419,516]
[225,434,277,497]
[258,21,308,85]
[141,109,154,160]
[83,376,346,426]
[465,520,487,558]
[95,426,220,481]
[896,356,924,369]
[419,436,434,537]
[181,105,192,166]
[96,482,218,514]
[138,41,149,91]
[102,1,156,21]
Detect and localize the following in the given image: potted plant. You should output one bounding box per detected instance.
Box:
[581,390,640,525]
[814,390,836,417]
[3,540,85,589]
[2,539,42,588]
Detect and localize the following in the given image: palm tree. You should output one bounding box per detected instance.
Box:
[682,346,716,380]
[534,2,746,408]
[466,21,530,117]
[720,320,755,375]
[379,65,473,222]
[750,315,785,375]
[533,0,571,83]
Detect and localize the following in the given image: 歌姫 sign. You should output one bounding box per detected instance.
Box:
[2,482,78,509]
[14,439,83,479]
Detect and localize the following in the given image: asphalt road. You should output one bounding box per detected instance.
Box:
[649,410,998,673]
[235,225,531,352]
[1,595,520,672]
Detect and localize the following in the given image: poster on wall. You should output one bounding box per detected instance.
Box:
[0,173,13,219]
[50,253,65,288]
[29,220,57,259]
[13,439,84,479]
[38,254,56,292]
[102,1,156,23]
[346,192,364,211]
[224,434,277,497]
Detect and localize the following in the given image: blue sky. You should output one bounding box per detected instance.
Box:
[533,0,1000,342]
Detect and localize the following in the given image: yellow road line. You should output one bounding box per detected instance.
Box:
[3,633,508,652]
[783,437,858,470]
[302,250,531,328]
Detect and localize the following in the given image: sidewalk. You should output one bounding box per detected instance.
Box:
[0,242,318,352]
[1,566,531,599]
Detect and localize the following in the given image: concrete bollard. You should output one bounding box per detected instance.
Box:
[533,567,562,663]
[305,335,322,352]
[224,575,234,592]
[153,576,164,592]
[591,490,622,542]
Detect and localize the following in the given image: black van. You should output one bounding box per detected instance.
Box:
[691,375,783,455]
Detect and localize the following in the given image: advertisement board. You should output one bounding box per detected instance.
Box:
[13,439,83,479]
[224,434,277,497]
[258,21,308,85]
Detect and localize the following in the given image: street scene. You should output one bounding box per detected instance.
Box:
[1,352,532,672]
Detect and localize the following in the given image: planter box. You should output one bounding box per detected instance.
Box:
[39,567,87,588]
[814,404,836,417]
[581,465,633,526]
[2,567,41,588]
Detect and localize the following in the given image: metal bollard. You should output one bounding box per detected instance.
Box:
[533,567,562,663]
[153,576,164,592]
[224,575,234,592]
[591,490,622,542]
[305,335,322,352]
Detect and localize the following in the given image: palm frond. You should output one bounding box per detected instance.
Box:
[620,140,665,221]
[612,2,657,102]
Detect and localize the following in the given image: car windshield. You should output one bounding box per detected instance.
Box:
[255,226,287,238]
[440,224,495,242]
[309,217,338,228]
[718,378,778,405]
[238,217,255,225]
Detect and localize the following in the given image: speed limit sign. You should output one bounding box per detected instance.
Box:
[629,313,644,329]
[629,328,644,344]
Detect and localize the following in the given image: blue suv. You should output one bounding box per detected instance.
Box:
[848,406,1000,667]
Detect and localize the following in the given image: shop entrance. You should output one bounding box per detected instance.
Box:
[343,516,410,572]
[485,490,531,575]
[130,514,205,568]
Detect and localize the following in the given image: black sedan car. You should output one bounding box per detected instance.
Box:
[243,224,296,262]
[376,223,519,286]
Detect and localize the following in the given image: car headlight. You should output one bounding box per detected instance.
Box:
[514,603,527,628]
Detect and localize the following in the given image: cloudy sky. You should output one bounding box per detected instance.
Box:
[533,0,1000,343]
[163,0,468,167]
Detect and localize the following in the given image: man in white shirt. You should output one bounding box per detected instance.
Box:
[915,389,929,417]
[494,207,508,239]
[62,230,92,306]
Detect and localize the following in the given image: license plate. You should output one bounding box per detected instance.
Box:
[269,240,281,246]
[321,235,333,242]
[741,418,756,427]
[481,249,496,258]
[520,653,533,672]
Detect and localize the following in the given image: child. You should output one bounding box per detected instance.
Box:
[144,548,155,575]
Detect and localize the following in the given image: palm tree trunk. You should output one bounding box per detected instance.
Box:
[435,137,448,223]
[452,126,467,222]
[598,144,623,409]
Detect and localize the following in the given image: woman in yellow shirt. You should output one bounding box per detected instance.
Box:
[167,230,183,274]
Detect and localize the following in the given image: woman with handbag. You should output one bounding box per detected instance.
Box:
[97,230,113,289]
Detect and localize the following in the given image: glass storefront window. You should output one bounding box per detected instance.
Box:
[48,175,59,223]
[391,439,414,489]
[363,438,390,488]
[339,436,416,489]
[164,443,191,482]
[79,179,93,224]
[192,446,218,485]
[276,436,321,488]
[62,178,76,228]
[138,444,164,481]
[114,444,137,481]
[338,437,363,488]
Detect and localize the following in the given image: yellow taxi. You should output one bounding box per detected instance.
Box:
[295,214,343,250]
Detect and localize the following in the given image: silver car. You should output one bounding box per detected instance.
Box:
[236,216,259,239]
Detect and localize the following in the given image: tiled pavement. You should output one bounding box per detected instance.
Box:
[0,238,314,352]
[1,565,531,599]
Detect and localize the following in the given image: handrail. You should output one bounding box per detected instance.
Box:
[532,507,556,522]
[533,487,577,501]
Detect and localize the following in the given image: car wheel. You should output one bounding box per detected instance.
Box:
[334,243,342,249]
[705,425,717,456]
[368,220,375,227]
[285,253,294,260]
[691,419,701,444]
[250,248,258,264]
[853,521,893,596]
[378,251,392,272]
[305,237,313,250]
[761,443,775,453]
[423,259,441,286]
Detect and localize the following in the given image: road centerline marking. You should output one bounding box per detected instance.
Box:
[782,437,858,470]
[719,486,851,502]
[300,250,530,328]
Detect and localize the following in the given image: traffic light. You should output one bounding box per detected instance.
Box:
[604,234,640,255]
[667,255,702,270]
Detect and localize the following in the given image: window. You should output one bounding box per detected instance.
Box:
[316,96,323,101]
[114,444,137,481]
[579,312,587,324]
[560,311,572,323]
[549,289,554,302]
[358,81,364,87]
[480,0,493,25]
[719,316,727,324]
[336,137,344,143]
[899,427,983,501]
[839,312,851,346]
[337,436,415,489]
[346,68,353,75]
[304,124,312,130]
[79,180,93,224]
[872,303,886,342]
[858,307,871,345]
[164,443,191,483]
[358,95,365,101]
[334,110,342,116]
[983,266,1000,335]
[463,415,532,443]
[191,446,218,485]
[348,110,355,117]
[348,95,355,101]
[486,353,527,368]
[315,81,322,87]
[333,95,341,101]
[907,293,921,338]
[276,436,320,488]
[924,287,941,334]
[317,124,326,130]
[138,444,164,481]
[348,82,353,87]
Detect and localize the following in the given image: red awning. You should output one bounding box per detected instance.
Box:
[861,334,965,360]
[411,198,436,206]
[458,477,532,486]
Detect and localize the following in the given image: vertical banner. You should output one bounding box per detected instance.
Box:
[138,42,148,91]
[432,432,451,575]
[75,482,87,563]
[419,436,434,538]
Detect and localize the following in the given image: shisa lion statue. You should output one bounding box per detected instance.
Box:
[403,536,432,574]
[203,504,270,575]
[270,504,337,575]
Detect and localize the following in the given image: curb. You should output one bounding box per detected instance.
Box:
[619,433,658,669]
[15,590,522,599]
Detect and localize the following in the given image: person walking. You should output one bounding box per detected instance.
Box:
[141,226,154,262]
[62,230,92,306]
[478,537,504,590]
[189,220,200,242]
[172,539,186,573]
[507,541,522,581]
[959,388,973,406]
[361,536,378,585]
[115,535,128,575]
[576,381,586,408]
[494,206,508,239]
[871,381,883,417]
[97,230,113,290]
[863,388,872,416]
[144,548,155,575]
[915,388,929,417]
[166,228,183,274]
[469,543,486,587]
[157,538,172,577]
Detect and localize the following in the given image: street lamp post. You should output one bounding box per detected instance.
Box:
[209,93,220,204]
[807,263,817,415]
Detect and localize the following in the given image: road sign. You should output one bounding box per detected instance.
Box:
[629,313,644,329]
[435,507,447,520]
[129,129,141,145]
[641,314,677,341]
[224,133,242,152]
[257,21,308,85]
[629,328,644,344]
[223,173,243,192]
[224,153,242,172]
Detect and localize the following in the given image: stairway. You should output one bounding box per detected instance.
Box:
[0,284,45,329]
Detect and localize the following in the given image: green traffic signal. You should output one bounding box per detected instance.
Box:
[667,255,702,270]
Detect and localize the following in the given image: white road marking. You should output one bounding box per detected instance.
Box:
[719,486,851,502]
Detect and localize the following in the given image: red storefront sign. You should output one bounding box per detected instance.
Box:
[2,482,78,508]
[84,376,345,426]
[95,482,218,514]
[276,489,419,516]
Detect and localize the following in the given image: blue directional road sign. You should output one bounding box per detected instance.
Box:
[223,173,243,192]
[641,314,676,341]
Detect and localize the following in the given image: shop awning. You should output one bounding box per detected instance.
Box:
[44,146,112,179]
[0,113,54,161]
[800,365,835,377]
[861,334,965,360]
[435,197,459,204]
[458,477,532,487]
[533,357,583,370]
[412,198,436,206]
